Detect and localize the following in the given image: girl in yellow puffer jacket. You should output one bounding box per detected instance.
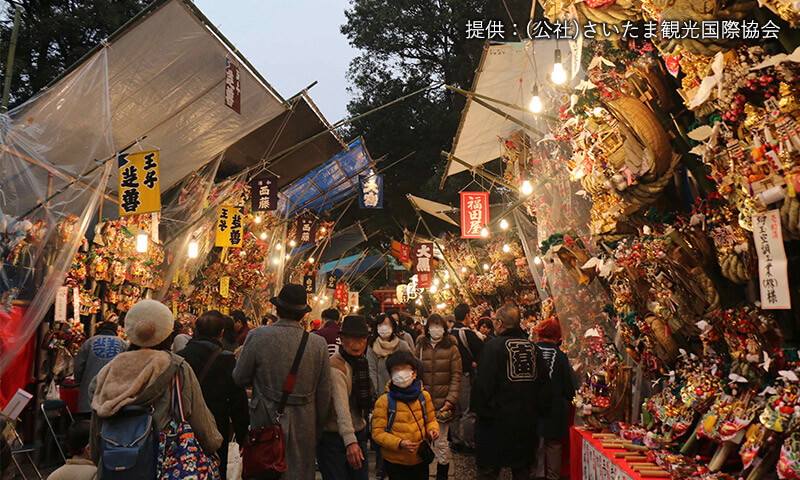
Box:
[372,351,439,480]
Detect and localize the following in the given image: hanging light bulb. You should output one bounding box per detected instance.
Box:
[483,263,490,271]
[320,226,327,233]
[443,271,450,280]
[285,253,290,260]
[480,227,489,237]
[276,243,282,251]
[534,256,542,265]
[308,257,315,264]
[521,180,533,195]
[502,244,510,253]
[551,49,567,85]
[433,278,440,286]
[528,84,543,113]
[444,283,450,289]
[430,284,438,293]
[136,233,148,253]
[272,258,279,265]
[260,232,267,240]
[461,266,467,273]
[188,240,199,259]
[415,299,422,305]
[254,215,262,224]
[289,239,296,247]
[313,295,318,301]
[500,218,509,230]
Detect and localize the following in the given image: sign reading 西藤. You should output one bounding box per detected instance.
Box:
[118,150,161,217]
[225,58,241,114]
[359,174,383,209]
[296,217,317,245]
[460,191,489,238]
[753,210,791,309]
[216,206,245,248]
[414,242,433,288]
[250,174,278,212]
[304,274,316,294]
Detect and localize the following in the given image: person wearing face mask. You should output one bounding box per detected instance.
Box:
[372,351,439,480]
[414,314,462,480]
[368,314,411,479]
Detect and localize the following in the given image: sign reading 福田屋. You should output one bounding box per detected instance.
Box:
[358,174,383,209]
[216,206,245,248]
[752,209,791,309]
[225,58,241,114]
[460,191,489,238]
[118,150,161,217]
[250,174,278,212]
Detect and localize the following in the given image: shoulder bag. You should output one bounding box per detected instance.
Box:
[241,331,309,480]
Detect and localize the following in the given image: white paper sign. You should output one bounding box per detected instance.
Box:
[151,212,160,243]
[348,291,359,310]
[55,286,69,322]
[752,209,791,309]
[1,388,33,420]
[73,286,81,321]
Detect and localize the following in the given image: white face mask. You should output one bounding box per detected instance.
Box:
[392,369,414,388]
[377,324,393,339]
[429,326,444,340]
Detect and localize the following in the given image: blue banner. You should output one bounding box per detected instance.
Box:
[358,174,383,209]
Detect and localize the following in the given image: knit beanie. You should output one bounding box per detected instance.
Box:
[125,300,175,348]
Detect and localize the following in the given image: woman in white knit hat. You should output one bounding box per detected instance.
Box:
[88,300,222,474]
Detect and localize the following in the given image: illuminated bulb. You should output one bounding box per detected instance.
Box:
[188,241,199,259]
[480,227,489,238]
[415,299,422,305]
[461,266,467,273]
[272,258,279,265]
[592,106,604,116]
[521,180,533,195]
[500,219,509,230]
[289,239,296,247]
[260,232,267,240]
[430,285,438,293]
[136,233,148,253]
[483,263,490,271]
[313,296,318,301]
[433,278,440,286]
[551,49,567,85]
[443,271,449,280]
[444,283,450,289]
[502,244,510,253]
[529,84,542,113]
[276,243,282,250]
[308,257,315,264]
[534,256,542,265]
[254,215,262,224]
[285,253,290,260]
[320,227,327,233]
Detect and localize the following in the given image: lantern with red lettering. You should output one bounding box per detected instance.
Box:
[460,192,490,239]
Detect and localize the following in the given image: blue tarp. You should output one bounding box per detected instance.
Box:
[278,139,372,217]
[320,253,385,278]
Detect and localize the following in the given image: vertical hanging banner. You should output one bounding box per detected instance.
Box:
[390,240,410,263]
[326,274,338,290]
[752,210,791,309]
[414,242,433,288]
[55,286,68,322]
[250,174,278,212]
[118,150,161,217]
[220,276,230,298]
[224,58,241,114]
[216,206,245,247]
[358,174,383,209]
[335,283,348,305]
[304,274,316,294]
[296,217,317,245]
[73,286,81,321]
[460,191,489,238]
[348,291,359,310]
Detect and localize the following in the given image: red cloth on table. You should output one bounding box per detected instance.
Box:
[570,426,648,480]
[0,306,35,409]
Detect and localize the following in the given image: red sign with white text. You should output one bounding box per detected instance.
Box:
[460,192,490,238]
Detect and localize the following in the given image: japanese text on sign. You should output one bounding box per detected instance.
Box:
[250,174,278,212]
[752,210,791,309]
[359,174,383,209]
[118,150,161,217]
[296,217,317,245]
[460,192,490,239]
[304,274,316,294]
[216,206,245,248]
[225,58,241,114]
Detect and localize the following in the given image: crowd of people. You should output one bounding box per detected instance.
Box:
[33,283,575,480]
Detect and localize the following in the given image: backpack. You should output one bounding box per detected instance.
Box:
[384,392,427,433]
[99,405,157,479]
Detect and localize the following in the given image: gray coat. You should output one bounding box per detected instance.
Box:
[74,331,127,413]
[367,336,411,399]
[233,320,331,480]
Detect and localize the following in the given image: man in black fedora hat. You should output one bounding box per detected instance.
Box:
[316,315,374,479]
[233,284,332,480]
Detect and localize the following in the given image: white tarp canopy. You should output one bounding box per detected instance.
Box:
[445,40,564,178]
[3,0,286,216]
[408,194,459,226]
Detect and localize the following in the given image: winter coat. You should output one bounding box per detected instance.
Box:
[46,458,97,480]
[414,334,462,410]
[451,322,484,374]
[471,327,552,469]
[232,320,331,480]
[314,320,341,356]
[371,386,438,466]
[73,331,127,413]
[323,354,368,446]
[535,341,576,439]
[88,349,223,464]
[367,336,411,399]
[177,337,250,445]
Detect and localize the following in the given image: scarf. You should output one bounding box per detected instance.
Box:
[339,350,373,413]
[372,335,400,358]
[388,378,423,403]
